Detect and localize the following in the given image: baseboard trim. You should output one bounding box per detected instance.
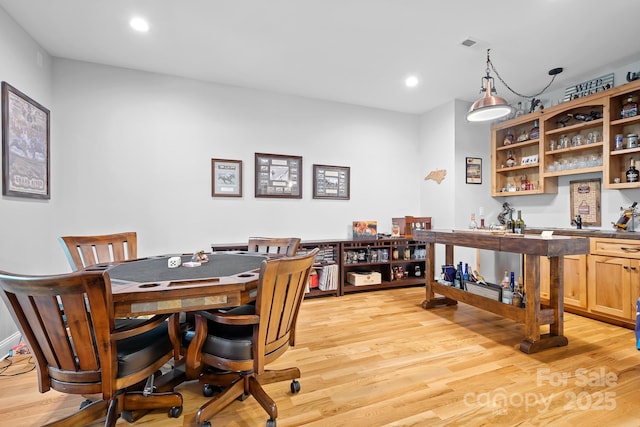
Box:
[0,332,22,361]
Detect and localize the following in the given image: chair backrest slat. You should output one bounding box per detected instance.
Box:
[254,248,317,369]
[59,232,138,270]
[247,237,300,257]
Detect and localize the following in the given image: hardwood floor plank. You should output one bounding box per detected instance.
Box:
[1,286,639,426]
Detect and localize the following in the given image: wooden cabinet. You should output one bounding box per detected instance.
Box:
[491,112,549,196]
[491,78,640,194]
[588,237,640,324]
[587,255,636,320]
[538,254,587,309]
[341,238,426,294]
[605,87,640,188]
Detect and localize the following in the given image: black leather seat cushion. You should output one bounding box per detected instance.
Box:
[115,319,173,378]
[202,304,255,361]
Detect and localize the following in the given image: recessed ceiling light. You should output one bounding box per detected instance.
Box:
[130,17,149,32]
[405,75,420,88]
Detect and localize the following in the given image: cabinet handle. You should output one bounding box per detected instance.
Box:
[620,246,640,252]
[623,265,629,269]
[632,266,637,271]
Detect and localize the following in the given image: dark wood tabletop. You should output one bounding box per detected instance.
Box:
[102,252,268,317]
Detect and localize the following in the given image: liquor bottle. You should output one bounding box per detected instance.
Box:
[622,94,638,119]
[626,159,639,183]
[509,271,515,292]
[454,263,462,288]
[463,263,470,281]
[512,276,523,307]
[469,213,478,229]
[479,207,485,229]
[514,101,525,118]
[500,270,510,288]
[506,150,517,167]
[503,129,514,146]
[514,210,525,234]
[529,119,540,139]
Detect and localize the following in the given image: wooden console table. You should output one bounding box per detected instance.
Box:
[413,230,590,353]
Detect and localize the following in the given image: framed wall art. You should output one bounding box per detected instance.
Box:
[2,82,50,199]
[254,152,302,198]
[211,158,242,197]
[569,178,601,226]
[465,157,482,184]
[313,164,350,200]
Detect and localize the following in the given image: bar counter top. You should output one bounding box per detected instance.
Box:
[525,227,640,240]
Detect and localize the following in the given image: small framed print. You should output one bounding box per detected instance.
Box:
[2,82,50,199]
[255,153,302,198]
[313,164,350,200]
[211,158,242,197]
[465,157,482,184]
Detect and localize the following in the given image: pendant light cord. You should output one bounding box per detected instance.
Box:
[486,49,558,99]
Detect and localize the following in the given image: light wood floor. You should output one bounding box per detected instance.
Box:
[2,286,639,426]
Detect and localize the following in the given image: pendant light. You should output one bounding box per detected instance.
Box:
[467,49,563,122]
[467,49,511,122]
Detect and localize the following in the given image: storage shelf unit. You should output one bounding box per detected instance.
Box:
[491,78,640,196]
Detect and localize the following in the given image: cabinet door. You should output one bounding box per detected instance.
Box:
[563,254,587,309]
[630,259,640,322]
[588,255,632,319]
[536,254,586,308]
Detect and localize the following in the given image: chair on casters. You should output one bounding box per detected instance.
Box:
[59,232,138,270]
[247,237,301,257]
[190,248,319,427]
[0,268,184,427]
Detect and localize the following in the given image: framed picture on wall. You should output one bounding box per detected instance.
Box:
[465,157,482,184]
[313,164,350,200]
[211,158,242,197]
[569,179,601,226]
[254,152,302,198]
[1,82,50,199]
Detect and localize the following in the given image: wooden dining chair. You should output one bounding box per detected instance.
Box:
[247,237,300,256]
[59,232,138,270]
[190,248,319,427]
[0,268,183,426]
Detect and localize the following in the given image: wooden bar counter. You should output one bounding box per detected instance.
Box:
[413,229,590,353]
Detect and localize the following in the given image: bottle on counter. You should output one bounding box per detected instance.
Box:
[469,213,478,229]
[514,210,526,234]
[509,271,515,292]
[626,159,639,183]
[463,263,470,282]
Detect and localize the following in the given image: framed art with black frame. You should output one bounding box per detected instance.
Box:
[211,158,242,197]
[2,81,50,199]
[254,152,302,198]
[465,157,482,184]
[313,164,350,200]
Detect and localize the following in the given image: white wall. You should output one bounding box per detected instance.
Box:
[0,7,53,356]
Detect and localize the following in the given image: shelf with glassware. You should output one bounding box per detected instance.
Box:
[542,104,605,178]
[491,112,548,196]
[606,85,640,188]
[341,238,426,295]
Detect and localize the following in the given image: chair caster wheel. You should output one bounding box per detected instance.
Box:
[203,384,215,397]
[201,421,212,427]
[121,410,135,423]
[237,392,250,401]
[290,379,301,394]
[169,405,183,418]
[266,418,276,427]
[79,399,93,410]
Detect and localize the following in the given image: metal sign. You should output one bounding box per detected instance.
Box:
[564,73,614,101]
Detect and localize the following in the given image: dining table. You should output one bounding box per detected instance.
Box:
[88,251,270,382]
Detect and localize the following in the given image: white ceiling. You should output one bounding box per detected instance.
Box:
[2,0,640,114]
